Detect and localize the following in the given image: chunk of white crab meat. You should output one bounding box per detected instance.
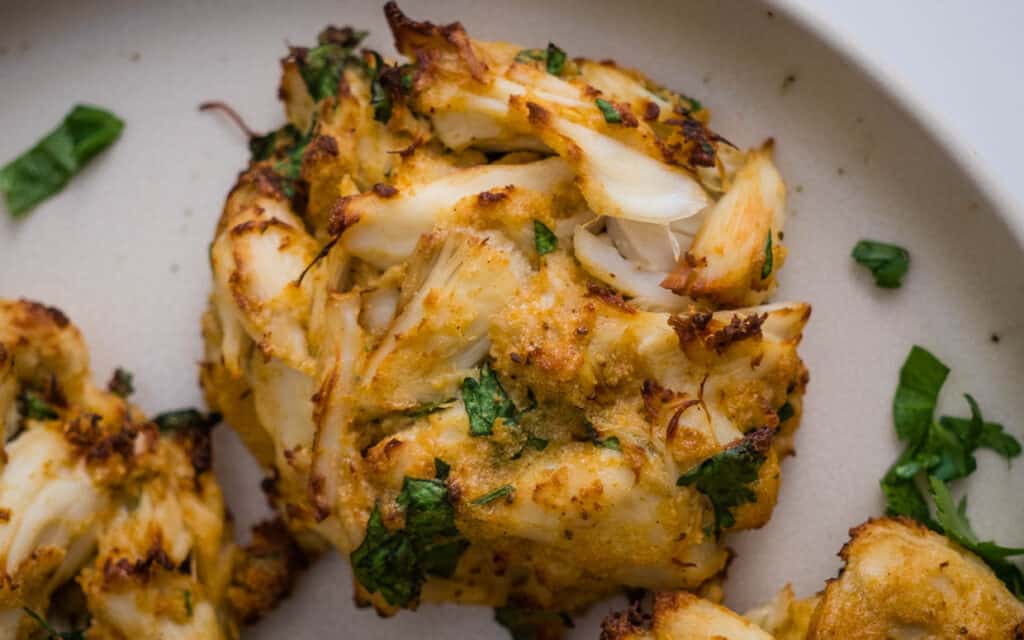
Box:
[357,229,530,414]
[340,157,572,269]
[0,427,107,591]
[605,218,681,272]
[210,196,320,375]
[573,224,691,311]
[664,144,785,307]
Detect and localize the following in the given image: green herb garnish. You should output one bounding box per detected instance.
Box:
[434,457,451,481]
[152,408,221,433]
[17,390,58,421]
[298,29,367,101]
[595,98,621,124]
[676,428,770,534]
[879,346,1023,597]
[852,240,910,288]
[545,43,567,76]
[350,475,468,607]
[108,367,134,398]
[533,220,558,256]
[761,230,774,279]
[2,105,124,216]
[777,401,795,423]
[929,477,1024,598]
[22,607,86,640]
[472,484,515,506]
[461,363,518,436]
[525,436,549,451]
[248,123,300,163]
[514,49,546,63]
[405,400,455,419]
[184,590,193,617]
[367,51,392,124]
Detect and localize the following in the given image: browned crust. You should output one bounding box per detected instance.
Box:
[669,311,766,354]
[384,1,487,82]
[585,283,637,314]
[326,196,362,236]
[600,601,651,640]
[372,183,399,198]
[102,540,175,585]
[228,519,310,625]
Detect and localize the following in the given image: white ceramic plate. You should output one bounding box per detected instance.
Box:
[2,1,1022,637]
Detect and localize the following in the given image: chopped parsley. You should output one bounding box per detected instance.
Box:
[2,105,124,217]
[513,43,567,76]
[495,607,572,640]
[545,43,567,76]
[761,230,774,279]
[273,124,315,199]
[525,436,549,451]
[107,367,134,398]
[248,123,300,163]
[472,484,515,506]
[879,346,1023,597]
[17,390,58,421]
[777,401,795,423]
[461,363,518,436]
[152,408,221,433]
[677,428,771,535]
[405,399,455,419]
[533,219,558,256]
[582,420,621,451]
[434,457,451,481]
[366,51,392,124]
[851,240,910,288]
[514,49,546,63]
[595,98,622,124]
[298,29,367,101]
[184,590,193,617]
[930,477,1024,598]
[351,472,469,608]
[22,607,86,640]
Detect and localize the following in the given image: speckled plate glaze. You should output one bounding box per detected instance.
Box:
[1,1,1021,637]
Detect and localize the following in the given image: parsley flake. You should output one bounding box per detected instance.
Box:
[461,363,518,436]
[545,43,567,76]
[351,475,468,608]
[595,98,622,124]
[852,240,910,288]
[472,484,515,506]
[107,367,134,398]
[533,219,558,256]
[2,105,124,217]
[152,408,221,433]
[761,230,774,279]
[495,607,573,640]
[677,428,771,535]
[17,390,58,421]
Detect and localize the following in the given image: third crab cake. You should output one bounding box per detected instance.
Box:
[201,2,811,617]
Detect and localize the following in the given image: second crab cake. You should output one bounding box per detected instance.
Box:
[0,299,305,639]
[201,3,811,616]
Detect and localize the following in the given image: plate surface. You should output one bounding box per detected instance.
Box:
[2,1,1022,637]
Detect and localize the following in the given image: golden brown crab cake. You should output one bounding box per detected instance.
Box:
[0,299,303,639]
[808,518,1024,639]
[601,518,1024,640]
[200,2,811,619]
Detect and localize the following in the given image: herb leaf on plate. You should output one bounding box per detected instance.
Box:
[851,239,910,288]
[461,362,518,436]
[1,105,124,216]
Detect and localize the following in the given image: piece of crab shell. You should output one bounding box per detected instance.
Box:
[662,142,786,307]
[509,98,711,223]
[573,221,692,312]
[338,156,572,269]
